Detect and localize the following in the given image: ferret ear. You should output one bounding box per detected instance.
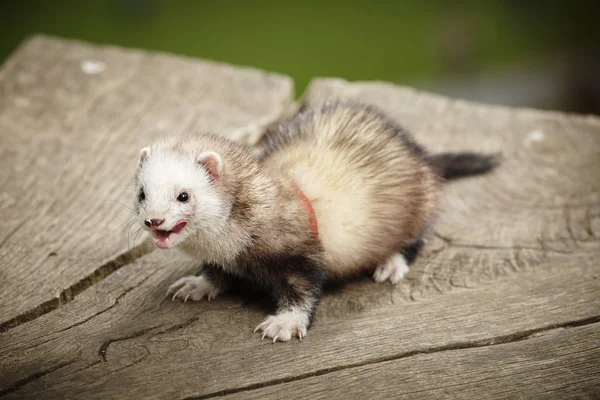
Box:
[139,147,150,166]
[197,151,223,181]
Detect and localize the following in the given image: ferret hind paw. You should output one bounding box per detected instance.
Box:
[373,253,409,284]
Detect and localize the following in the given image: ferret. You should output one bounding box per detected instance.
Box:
[133,100,498,342]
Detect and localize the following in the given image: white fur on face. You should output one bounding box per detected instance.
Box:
[136,149,225,246]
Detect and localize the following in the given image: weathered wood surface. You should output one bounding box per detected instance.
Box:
[1,252,598,399]
[220,323,600,400]
[0,35,293,330]
[1,37,599,399]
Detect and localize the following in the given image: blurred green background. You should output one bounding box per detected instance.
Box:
[1,0,599,114]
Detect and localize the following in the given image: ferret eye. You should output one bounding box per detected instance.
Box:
[138,188,145,202]
[177,192,189,203]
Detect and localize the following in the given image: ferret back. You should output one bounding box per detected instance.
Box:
[261,101,441,278]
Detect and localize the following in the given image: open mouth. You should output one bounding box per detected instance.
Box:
[152,220,187,249]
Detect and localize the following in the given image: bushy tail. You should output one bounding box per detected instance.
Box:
[425,152,501,180]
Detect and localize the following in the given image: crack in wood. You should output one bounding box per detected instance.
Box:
[65,360,103,376]
[584,206,595,238]
[98,325,162,362]
[449,242,576,254]
[97,316,203,365]
[0,359,78,397]
[435,229,596,255]
[183,315,600,400]
[504,257,519,273]
[151,316,201,337]
[433,231,452,245]
[428,276,444,293]
[0,223,23,250]
[97,346,151,379]
[565,203,579,247]
[0,240,154,333]
[414,232,576,297]
[55,274,153,335]
[514,247,525,269]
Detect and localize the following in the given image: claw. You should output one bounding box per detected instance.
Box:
[254,322,266,333]
[167,283,183,297]
[172,293,177,301]
[184,293,190,302]
[261,331,267,340]
[272,335,279,343]
[373,270,380,281]
[297,328,303,341]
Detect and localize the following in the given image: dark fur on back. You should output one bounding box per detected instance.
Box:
[265,100,499,182]
[260,101,427,161]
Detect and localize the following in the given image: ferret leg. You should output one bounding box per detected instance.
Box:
[373,238,425,284]
[373,253,409,284]
[400,237,425,264]
[167,263,229,302]
[254,257,326,342]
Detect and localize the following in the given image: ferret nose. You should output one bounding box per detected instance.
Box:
[145,218,165,228]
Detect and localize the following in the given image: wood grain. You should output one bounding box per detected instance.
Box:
[0,45,599,399]
[0,35,293,329]
[220,323,600,400]
[0,250,597,398]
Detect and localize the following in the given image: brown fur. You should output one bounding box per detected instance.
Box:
[260,101,441,278]
[157,101,442,278]
[141,100,497,341]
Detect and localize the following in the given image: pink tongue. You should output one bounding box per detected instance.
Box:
[171,221,187,234]
[152,221,187,242]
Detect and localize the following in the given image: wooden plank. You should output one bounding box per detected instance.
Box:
[220,323,600,400]
[0,250,597,398]
[1,76,599,399]
[0,35,293,330]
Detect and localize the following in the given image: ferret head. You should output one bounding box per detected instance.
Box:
[134,141,226,250]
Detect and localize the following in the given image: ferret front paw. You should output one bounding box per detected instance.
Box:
[167,275,220,302]
[254,309,309,343]
[373,253,409,284]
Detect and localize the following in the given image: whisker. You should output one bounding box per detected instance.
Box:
[121,218,137,235]
[126,220,139,251]
[132,227,143,251]
[112,200,137,214]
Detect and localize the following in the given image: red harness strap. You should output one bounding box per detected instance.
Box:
[296,186,319,239]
